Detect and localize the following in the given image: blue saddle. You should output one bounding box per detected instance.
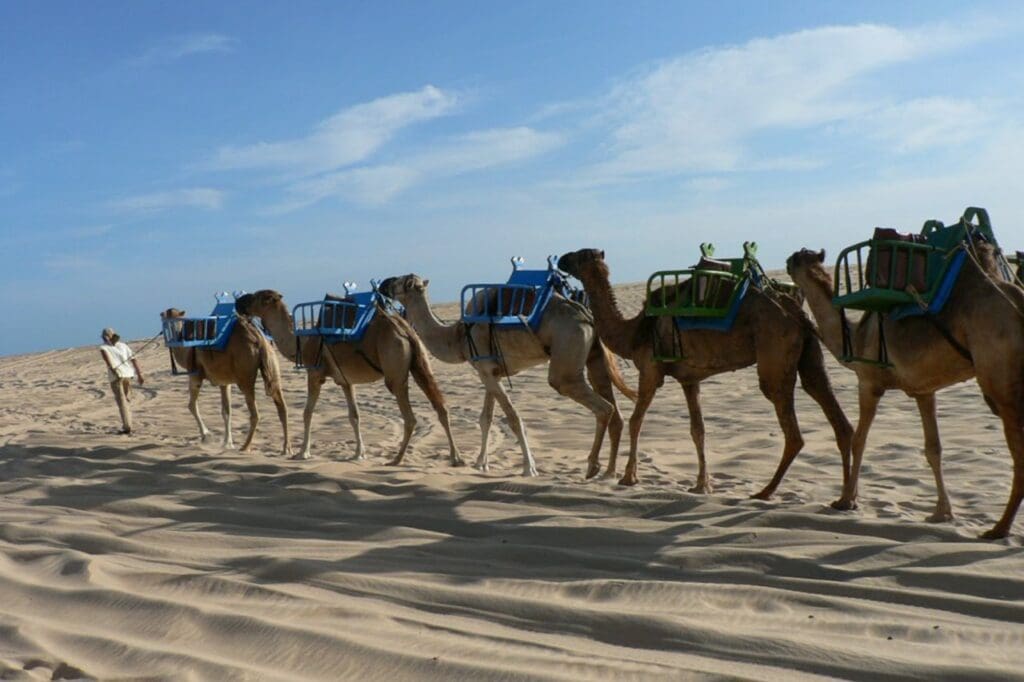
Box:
[673,278,751,331]
[889,250,967,321]
[460,256,574,332]
[162,291,243,351]
[292,280,401,345]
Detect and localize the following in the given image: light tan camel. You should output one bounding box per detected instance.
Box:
[237,290,462,467]
[556,249,853,497]
[160,308,290,456]
[379,275,636,478]
[787,244,1024,538]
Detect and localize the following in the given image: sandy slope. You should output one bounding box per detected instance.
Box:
[1,282,1023,680]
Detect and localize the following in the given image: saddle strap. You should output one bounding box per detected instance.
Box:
[925,314,973,363]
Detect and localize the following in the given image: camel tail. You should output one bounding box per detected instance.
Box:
[603,342,637,402]
[256,328,282,398]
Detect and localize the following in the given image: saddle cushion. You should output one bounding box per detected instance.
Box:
[867,227,928,292]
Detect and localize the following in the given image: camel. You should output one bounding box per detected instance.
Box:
[556,249,853,498]
[378,274,636,478]
[160,308,290,456]
[236,290,462,467]
[786,242,1024,538]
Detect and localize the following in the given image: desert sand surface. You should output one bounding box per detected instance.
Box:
[1,281,1023,681]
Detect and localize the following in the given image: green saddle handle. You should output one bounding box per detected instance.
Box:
[963,206,991,230]
[700,243,715,257]
[920,219,945,236]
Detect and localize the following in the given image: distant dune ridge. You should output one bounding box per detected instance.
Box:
[1,280,1022,680]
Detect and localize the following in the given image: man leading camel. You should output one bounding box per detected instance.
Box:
[99,327,144,435]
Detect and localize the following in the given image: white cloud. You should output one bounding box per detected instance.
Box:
[208,86,460,175]
[586,23,990,182]
[280,127,563,208]
[109,188,225,214]
[135,33,237,65]
[848,97,993,153]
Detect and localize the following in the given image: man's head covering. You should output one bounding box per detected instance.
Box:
[102,327,120,344]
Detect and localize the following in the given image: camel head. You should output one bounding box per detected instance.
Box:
[557,249,605,279]
[785,248,826,275]
[242,290,287,317]
[378,275,429,303]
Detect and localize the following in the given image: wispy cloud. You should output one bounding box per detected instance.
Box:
[207,85,460,175]
[846,97,994,153]
[279,127,563,208]
[134,33,237,66]
[108,188,225,214]
[582,22,991,183]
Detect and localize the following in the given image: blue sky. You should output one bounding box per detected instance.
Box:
[3,1,1024,355]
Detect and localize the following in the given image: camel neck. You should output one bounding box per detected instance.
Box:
[795,267,848,362]
[577,264,642,358]
[259,305,300,363]
[402,293,467,364]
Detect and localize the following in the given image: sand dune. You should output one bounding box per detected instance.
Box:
[1,283,1023,680]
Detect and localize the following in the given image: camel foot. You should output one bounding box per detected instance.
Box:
[691,481,713,495]
[290,452,313,461]
[200,433,212,443]
[585,461,601,480]
[830,497,858,511]
[749,487,773,501]
[521,466,538,477]
[601,467,618,480]
[386,457,403,467]
[450,455,466,467]
[981,526,1009,540]
[473,457,489,472]
[618,472,638,486]
[926,510,954,524]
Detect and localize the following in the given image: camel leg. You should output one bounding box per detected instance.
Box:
[238,382,259,452]
[475,391,496,471]
[751,362,803,501]
[341,381,364,461]
[915,393,953,523]
[833,384,883,510]
[984,411,1024,539]
[680,382,711,493]
[270,385,291,458]
[220,385,235,450]
[295,372,322,460]
[797,336,854,489]
[480,371,536,477]
[409,355,464,467]
[188,375,212,443]
[549,345,615,482]
[586,348,623,480]
[385,375,417,467]
[621,368,660,486]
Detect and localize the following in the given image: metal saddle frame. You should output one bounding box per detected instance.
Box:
[162,290,247,376]
[644,242,785,362]
[290,279,404,370]
[459,255,587,372]
[831,206,999,366]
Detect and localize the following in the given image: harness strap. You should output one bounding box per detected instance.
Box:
[925,315,973,363]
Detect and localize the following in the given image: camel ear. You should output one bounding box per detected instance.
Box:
[422,279,430,288]
[599,249,605,259]
[817,249,825,263]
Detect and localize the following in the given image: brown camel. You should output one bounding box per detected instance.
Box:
[556,249,853,497]
[787,242,1024,538]
[379,275,636,478]
[160,308,290,456]
[237,290,462,467]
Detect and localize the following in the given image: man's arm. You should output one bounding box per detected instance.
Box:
[99,349,115,373]
[132,358,145,385]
